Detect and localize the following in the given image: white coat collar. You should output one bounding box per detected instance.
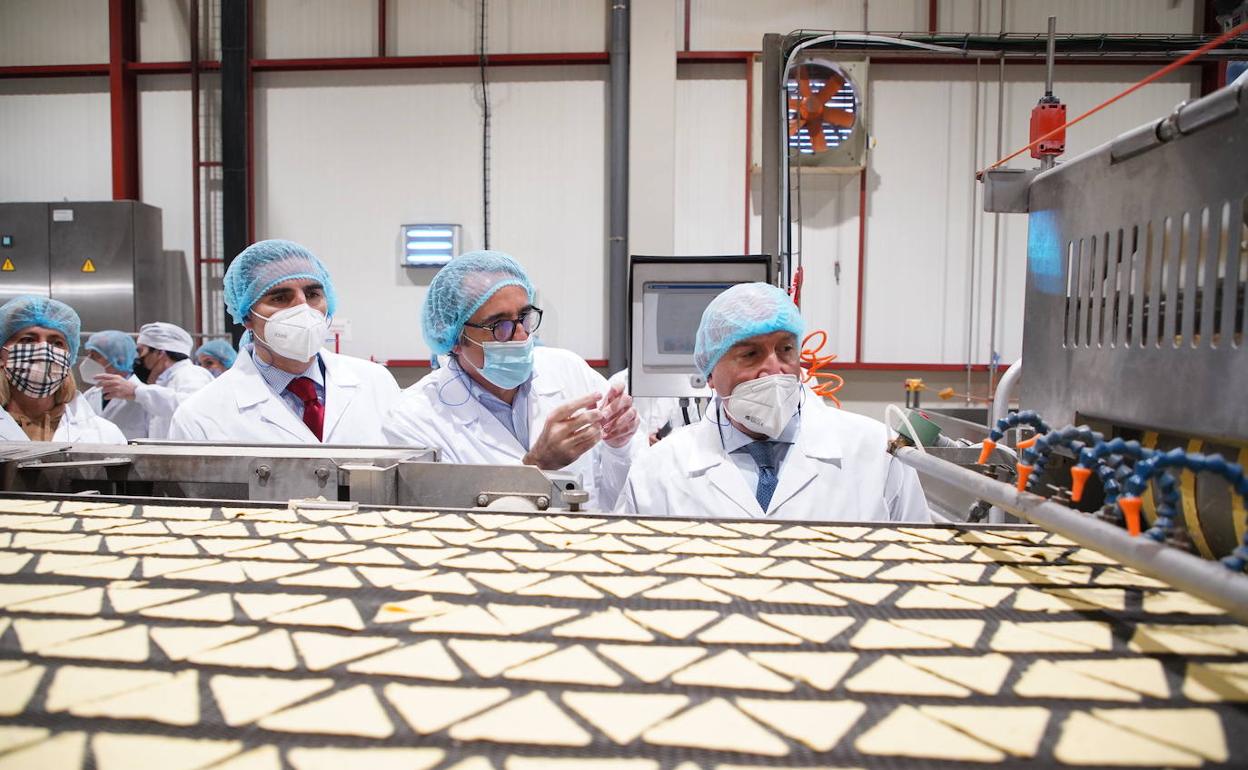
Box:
[231,349,360,441]
[434,362,528,456]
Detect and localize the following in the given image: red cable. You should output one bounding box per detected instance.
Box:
[979,19,1248,177]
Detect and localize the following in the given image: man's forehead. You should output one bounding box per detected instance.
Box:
[728,330,797,349]
[472,285,530,319]
[265,278,322,294]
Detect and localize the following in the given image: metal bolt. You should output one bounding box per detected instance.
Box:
[255,465,271,482]
[315,467,330,483]
[535,495,550,511]
[476,494,490,507]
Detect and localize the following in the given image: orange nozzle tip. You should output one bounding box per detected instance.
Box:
[977,439,997,465]
[1017,436,1038,450]
[1118,497,1143,536]
[937,387,955,400]
[1015,463,1034,492]
[1069,466,1092,502]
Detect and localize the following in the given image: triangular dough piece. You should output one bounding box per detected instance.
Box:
[449,691,592,746]
[547,553,624,574]
[923,562,987,582]
[258,684,393,738]
[902,653,1012,695]
[396,571,478,595]
[487,603,579,634]
[210,674,334,725]
[292,542,364,559]
[602,553,676,572]
[269,598,365,631]
[0,733,84,770]
[358,566,437,588]
[920,705,1050,757]
[384,683,509,733]
[107,587,197,613]
[45,665,170,712]
[716,538,777,556]
[1053,711,1202,767]
[44,624,149,663]
[625,609,718,639]
[722,521,780,536]
[1142,591,1224,615]
[285,747,444,770]
[277,566,361,589]
[54,557,138,580]
[856,704,1003,762]
[702,577,784,600]
[441,551,516,571]
[448,639,556,678]
[91,733,240,770]
[642,697,787,756]
[875,563,955,583]
[191,629,298,671]
[237,560,317,582]
[1019,620,1113,651]
[515,575,603,599]
[769,541,833,558]
[139,593,234,622]
[890,618,985,648]
[71,669,199,725]
[759,612,854,644]
[409,606,509,636]
[552,608,653,642]
[672,650,793,693]
[747,651,856,691]
[1150,623,1248,653]
[472,533,538,551]
[227,542,301,561]
[851,619,951,650]
[163,560,247,584]
[697,614,801,645]
[8,587,103,616]
[737,698,866,751]
[758,560,837,580]
[582,575,665,598]
[347,639,461,681]
[816,581,895,603]
[990,621,1097,653]
[597,644,706,683]
[1092,707,1227,762]
[396,546,469,566]
[500,550,573,570]
[150,625,258,661]
[589,519,653,535]
[0,725,49,755]
[641,577,730,603]
[846,656,971,697]
[0,665,45,716]
[373,596,454,624]
[668,537,737,556]
[761,582,846,606]
[562,691,688,743]
[0,582,86,609]
[233,592,325,620]
[505,644,622,686]
[293,631,397,671]
[466,571,548,593]
[1014,660,1140,701]
[896,585,982,610]
[1060,659,1169,699]
[1183,662,1248,701]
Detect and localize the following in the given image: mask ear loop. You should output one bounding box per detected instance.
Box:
[436,352,474,408]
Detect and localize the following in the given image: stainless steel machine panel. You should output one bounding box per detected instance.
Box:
[49,201,139,332]
[0,203,52,305]
[1021,79,1248,442]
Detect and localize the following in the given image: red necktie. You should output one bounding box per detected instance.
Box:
[286,376,324,441]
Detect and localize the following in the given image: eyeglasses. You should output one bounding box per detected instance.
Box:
[463,306,543,342]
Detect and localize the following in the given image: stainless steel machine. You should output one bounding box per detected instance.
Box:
[0,201,193,333]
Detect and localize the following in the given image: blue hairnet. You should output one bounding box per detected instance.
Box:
[195,338,238,369]
[85,330,137,374]
[223,239,338,325]
[694,282,805,376]
[0,295,83,360]
[422,250,535,357]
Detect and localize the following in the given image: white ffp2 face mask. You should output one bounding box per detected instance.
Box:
[252,304,330,362]
[78,357,107,384]
[723,373,802,439]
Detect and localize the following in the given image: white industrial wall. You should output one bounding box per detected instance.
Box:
[0,0,1205,384]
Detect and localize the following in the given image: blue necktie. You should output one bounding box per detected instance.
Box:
[744,440,779,512]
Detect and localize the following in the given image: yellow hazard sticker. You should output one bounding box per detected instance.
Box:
[1,259,13,272]
[81,258,96,273]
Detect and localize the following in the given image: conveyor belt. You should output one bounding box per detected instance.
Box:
[0,496,1245,768]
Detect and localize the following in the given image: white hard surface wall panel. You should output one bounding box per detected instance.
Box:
[139,0,190,62]
[0,0,109,66]
[0,79,112,202]
[139,75,195,290]
[391,0,605,56]
[674,65,747,257]
[256,0,378,59]
[255,66,607,362]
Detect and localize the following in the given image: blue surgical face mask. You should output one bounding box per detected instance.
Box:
[461,335,535,390]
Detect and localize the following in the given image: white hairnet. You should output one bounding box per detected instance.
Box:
[138,322,193,357]
[693,282,805,376]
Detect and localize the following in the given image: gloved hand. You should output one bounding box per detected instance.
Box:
[523,392,604,470]
[598,384,639,448]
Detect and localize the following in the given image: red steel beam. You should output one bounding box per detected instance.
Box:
[854,169,867,362]
[683,0,692,52]
[378,0,387,57]
[108,0,140,200]
[0,64,109,78]
[250,52,610,72]
[928,0,938,34]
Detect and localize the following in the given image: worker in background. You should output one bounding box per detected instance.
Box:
[384,250,644,510]
[170,239,400,443]
[0,296,126,443]
[195,338,238,377]
[615,282,930,521]
[606,368,686,445]
[80,330,149,440]
[94,322,214,439]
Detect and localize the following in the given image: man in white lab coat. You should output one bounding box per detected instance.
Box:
[384,250,644,510]
[169,239,400,444]
[79,330,150,440]
[615,282,930,522]
[94,322,214,439]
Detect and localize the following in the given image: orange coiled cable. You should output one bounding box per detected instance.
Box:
[800,330,844,408]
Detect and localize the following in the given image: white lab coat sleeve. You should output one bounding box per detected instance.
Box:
[94,419,128,444]
[595,432,645,511]
[167,407,208,441]
[885,455,932,522]
[613,471,640,515]
[133,383,180,422]
[382,392,437,449]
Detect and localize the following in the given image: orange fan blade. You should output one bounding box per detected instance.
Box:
[821,108,855,129]
[815,72,845,103]
[797,66,812,98]
[809,126,828,153]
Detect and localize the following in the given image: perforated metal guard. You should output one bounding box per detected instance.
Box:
[0,497,1244,768]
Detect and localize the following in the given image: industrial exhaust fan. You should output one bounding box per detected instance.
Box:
[785,57,867,170]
